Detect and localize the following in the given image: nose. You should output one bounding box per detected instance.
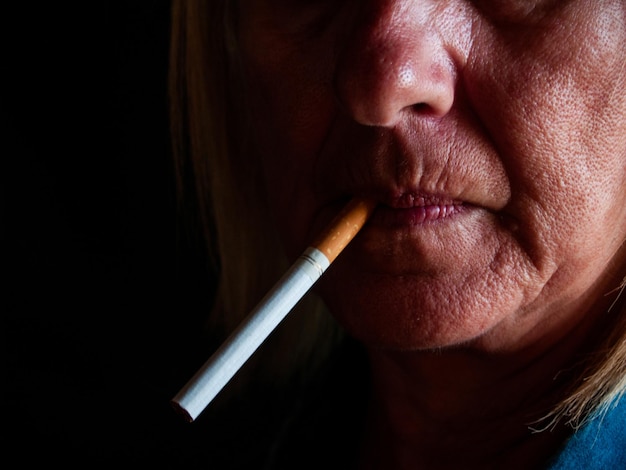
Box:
[334,1,457,127]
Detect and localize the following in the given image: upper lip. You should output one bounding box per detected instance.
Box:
[383,191,463,209]
[340,187,466,212]
[313,116,511,215]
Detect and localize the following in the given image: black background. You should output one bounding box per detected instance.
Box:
[4,2,221,466]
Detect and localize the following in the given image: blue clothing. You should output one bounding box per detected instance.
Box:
[546,396,626,469]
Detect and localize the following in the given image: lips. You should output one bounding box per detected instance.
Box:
[368,192,466,227]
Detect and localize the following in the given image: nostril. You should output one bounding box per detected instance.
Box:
[411,102,436,116]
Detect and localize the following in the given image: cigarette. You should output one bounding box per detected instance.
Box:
[171,197,376,422]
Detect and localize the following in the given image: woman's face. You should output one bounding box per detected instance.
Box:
[236,0,626,352]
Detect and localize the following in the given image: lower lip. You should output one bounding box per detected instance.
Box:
[370,203,466,227]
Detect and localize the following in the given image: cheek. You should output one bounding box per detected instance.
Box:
[247,65,328,158]
[237,27,338,256]
[238,20,336,164]
[465,6,626,266]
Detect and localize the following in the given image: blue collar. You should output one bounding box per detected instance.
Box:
[545,395,626,469]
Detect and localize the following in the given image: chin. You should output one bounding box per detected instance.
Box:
[317,267,525,352]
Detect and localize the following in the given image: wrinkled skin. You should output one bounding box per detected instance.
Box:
[236,1,626,467]
[237,0,626,352]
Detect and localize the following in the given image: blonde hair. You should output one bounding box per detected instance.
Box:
[168,0,626,422]
[541,276,626,429]
[168,0,342,400]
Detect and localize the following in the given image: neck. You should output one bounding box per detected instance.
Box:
[358,304,613,470]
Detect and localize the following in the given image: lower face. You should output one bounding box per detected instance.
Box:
[235,0,626,352]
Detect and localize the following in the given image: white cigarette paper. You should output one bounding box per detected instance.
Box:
[171,197,375,422]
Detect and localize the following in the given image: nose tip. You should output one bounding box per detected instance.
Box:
[333,12,457,127]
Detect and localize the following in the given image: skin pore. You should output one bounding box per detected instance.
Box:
[235,0,626,468]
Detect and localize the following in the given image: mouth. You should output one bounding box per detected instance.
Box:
[368,191,468,228]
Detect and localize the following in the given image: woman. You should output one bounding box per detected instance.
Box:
[169,0,626,468]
